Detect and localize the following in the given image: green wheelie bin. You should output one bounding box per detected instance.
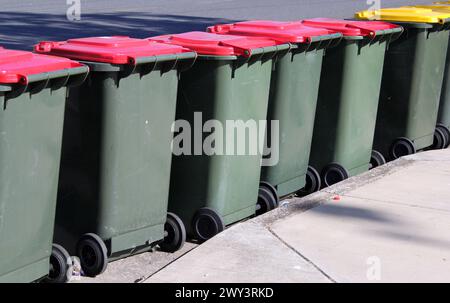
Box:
[438,42,450,147]
[407,3,450,148]
[149,32,290,241]
[356,7,450,159]
[35,37,197,278]
[300,18,402,187]
[439,40,450,147]
[0,47,88,283]
[208,21,343,197]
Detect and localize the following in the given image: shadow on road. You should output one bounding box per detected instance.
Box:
[0,12,238,50]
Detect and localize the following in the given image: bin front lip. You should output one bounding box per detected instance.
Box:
[70,52,197,72]
[0,65,89,99]
[330,24,403,40]
[0,84,13,92]
[308,32,343,43]
[377,20,450,29]
[0,65,89,88]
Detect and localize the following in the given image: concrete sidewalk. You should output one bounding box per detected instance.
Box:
[145,149,450,283]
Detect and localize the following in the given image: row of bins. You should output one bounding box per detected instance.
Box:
[2,4,450,282]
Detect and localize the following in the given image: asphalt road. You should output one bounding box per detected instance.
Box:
[0,0,430,49]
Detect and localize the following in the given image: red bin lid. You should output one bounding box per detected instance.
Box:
[302,18,400,37]
[0,47,84,85]
[207,20,339,43]
[148,31,285,57]
[35,36,192,65]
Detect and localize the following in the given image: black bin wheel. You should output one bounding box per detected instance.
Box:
[43,244,72,283]
[296,166,321,197]
[160,212,186,253]
[322,163,349,188]
[370,150,386,169]
[259,181,279,204]
[256,185,278,216]
[76,233,108,277]
[389,137,416,160]
[437,124,450,148]
[192,208,224,242]
[432,127,448,150]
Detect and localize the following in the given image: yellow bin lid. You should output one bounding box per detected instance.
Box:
[409,4,450,12]
[355,7,450,24]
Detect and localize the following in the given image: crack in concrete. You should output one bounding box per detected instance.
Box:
[141,244,200,283]
[266,226,337,283]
